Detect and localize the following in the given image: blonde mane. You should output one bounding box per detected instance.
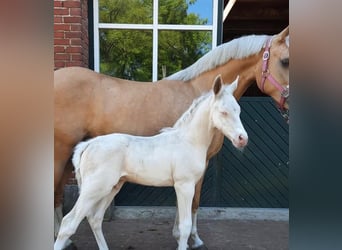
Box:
[166,34,269,81]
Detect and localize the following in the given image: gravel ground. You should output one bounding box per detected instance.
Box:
[69,218,288,250]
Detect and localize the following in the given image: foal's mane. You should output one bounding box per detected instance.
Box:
[160,92,212,133]
[166,34,269,81]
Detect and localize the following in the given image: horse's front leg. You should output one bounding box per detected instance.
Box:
[190,174,207,250]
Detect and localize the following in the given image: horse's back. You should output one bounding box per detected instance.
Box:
[54,67,102,93]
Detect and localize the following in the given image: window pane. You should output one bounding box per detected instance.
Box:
[159,0,212,25]
[100,29,152,81]
[99,0,153,24]
[158,30,212,79]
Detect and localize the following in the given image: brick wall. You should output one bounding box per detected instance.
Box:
[54,0,89,69]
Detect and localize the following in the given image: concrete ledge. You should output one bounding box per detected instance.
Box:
[64,185,288,221]
[113,206,289,221]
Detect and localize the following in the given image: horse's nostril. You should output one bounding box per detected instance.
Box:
[239,135,244,141]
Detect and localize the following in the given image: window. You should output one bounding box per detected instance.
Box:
[94,0,220,81]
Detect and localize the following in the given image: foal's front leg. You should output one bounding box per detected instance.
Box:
[173,176,207,250]
[190,175,206,249]
[174,182,195,250]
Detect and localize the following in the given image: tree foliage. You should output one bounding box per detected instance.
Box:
[99,0,211,81]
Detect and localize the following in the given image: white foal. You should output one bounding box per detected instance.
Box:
[54,75,248,250]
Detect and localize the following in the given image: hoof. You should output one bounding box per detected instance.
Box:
[63,242,77,250]
[192,244,208,250]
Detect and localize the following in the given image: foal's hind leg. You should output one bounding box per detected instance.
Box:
[54,192,99,250]
[87,181,125,250]
[54,176,115,250]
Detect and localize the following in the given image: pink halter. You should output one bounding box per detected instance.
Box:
[260,37,289,112]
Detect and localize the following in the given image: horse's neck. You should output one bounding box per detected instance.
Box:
[180,97,215,148]
[190,52,262,100]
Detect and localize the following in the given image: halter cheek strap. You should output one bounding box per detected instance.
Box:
[260,37,289,111]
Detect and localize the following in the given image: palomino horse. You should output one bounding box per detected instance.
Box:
[54,76,248,250]
[54,26,289,249]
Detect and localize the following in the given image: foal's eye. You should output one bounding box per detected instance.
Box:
[280,58,289,68]
[221,111,228,116]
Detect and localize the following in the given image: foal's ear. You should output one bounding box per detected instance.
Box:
[213,74,223,96]
[230,75,239,93]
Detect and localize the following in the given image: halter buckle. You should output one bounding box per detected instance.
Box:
[263,51,270,60]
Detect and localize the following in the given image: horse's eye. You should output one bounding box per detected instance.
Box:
[221,111,228,116]
[281,58,289,68]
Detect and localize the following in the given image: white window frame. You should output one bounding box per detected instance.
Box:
[93,0,219,81]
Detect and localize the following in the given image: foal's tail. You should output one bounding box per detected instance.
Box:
[72,140,91,190]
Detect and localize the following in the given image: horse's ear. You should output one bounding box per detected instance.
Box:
[278,26,289,40]
[213,74,223,96]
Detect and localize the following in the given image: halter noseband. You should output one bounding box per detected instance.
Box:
[260,37,289,118]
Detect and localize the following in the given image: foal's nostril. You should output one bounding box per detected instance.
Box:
[238,134,248,145]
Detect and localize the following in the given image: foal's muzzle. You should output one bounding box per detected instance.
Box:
[233,133,248,148]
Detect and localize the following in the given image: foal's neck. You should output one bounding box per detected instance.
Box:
[181,97,215,148]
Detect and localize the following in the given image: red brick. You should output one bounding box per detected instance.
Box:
[54,1,63,7]
[55,61,66,69]
[55,53,70,60]
[54,38,70,45]
[83,38,89,45]
[54,8,69,16]
[54,17,63,24]
[54,31,65,39]
[71,54,82,61]
[70,8,81,16]
[54,24,70,31]
[66,61,83,67]
[54,46,65,53]
[70,24,81,31]
[63,1,81,8]
[64,16,82,24]
[70,39,81,45]
[66,46,82,53]
[65,31,81,38]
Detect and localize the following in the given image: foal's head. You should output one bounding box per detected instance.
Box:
[211,75,248,149]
